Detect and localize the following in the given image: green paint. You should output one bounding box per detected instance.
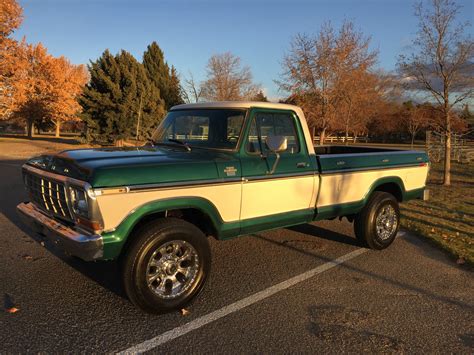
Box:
[50,147,240,188]
[238,208,313,236]
[238,108,317,177]
[317,150,429,173]
[100,197,227,260]
[315,201,364,221]
[403,187,425,201]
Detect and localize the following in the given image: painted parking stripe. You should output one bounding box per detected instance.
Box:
[118,248,368,354]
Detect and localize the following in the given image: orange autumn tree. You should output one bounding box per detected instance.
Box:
[11,42,88,137]
[46,56,88,137]
[1,0,88,137]
[0,0,24,118]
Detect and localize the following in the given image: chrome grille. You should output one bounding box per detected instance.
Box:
[24,171,73,220]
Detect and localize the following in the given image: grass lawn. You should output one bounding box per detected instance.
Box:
[400,161,474,265]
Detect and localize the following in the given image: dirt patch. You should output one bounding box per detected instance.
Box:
[0,136,90,159]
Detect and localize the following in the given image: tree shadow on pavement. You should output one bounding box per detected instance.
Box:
[252,232,473,310]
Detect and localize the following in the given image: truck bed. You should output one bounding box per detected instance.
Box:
[315,145,429,173]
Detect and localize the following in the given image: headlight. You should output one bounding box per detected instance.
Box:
[69,187,89,218]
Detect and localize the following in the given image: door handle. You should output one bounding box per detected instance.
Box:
[296,162,307,168]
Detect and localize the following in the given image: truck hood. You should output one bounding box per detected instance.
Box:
[25,146,239,188]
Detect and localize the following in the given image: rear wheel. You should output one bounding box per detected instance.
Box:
[122,218,211,313]
[354,191,400,250]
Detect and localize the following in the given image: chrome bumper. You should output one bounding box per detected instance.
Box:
[17,202,103,261]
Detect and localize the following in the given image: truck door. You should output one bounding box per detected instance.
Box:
[239,109,316,233]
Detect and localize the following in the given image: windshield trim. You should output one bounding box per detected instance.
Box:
[155,108,249,152]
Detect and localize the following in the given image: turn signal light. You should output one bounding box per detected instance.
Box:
[76,216,102,232]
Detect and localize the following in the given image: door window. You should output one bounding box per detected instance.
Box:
[246,112,300,154]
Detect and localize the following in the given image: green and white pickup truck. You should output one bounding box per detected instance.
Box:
[17,102,429,313]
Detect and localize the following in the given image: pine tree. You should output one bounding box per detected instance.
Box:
[251,90,268,102]
[143,42,183,109]
[168,66,184,108]
[80,49,165,144]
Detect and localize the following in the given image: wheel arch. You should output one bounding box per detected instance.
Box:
[100,197,225,260]
[369,177,405,202]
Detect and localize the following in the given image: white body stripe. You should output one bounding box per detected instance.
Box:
[241,176,316,220]
[97,183,242,231]
[317,165,428,207]
[97,166,427,232]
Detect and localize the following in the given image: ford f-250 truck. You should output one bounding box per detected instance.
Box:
[17,102,429,313]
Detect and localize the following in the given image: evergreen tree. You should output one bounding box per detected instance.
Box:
[143,41,183,109]
[250,90,268,102]
[80,49,165,144]
[168,66,184,108]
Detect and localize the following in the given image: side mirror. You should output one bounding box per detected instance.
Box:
[266,136,288,153]
[264,136,287,174]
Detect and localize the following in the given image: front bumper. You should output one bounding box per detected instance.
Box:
[17,202,103,261]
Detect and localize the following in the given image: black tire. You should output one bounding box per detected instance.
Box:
[354,191,400,250]
[122,218,211,314]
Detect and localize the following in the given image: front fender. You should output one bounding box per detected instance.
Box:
[100,197,225,260]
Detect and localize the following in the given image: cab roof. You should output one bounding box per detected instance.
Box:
[169,101,315,156]
[170,101,301,112]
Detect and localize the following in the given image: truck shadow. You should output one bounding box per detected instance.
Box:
[287,224,361,247]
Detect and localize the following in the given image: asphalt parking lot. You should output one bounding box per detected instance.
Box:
[0,157,473,353]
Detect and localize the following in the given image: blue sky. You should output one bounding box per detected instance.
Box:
[15,0,474,101]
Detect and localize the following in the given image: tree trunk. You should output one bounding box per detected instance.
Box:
[27,120,34,139]
[345,125,349,146]
[411,133,415,149]
[319,128,326,146]
[442,105,451,185]
[443,131,451,185]
[55,120,61,138]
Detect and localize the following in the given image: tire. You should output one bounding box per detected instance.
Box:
[354,191,400,250]
[122,218,211,314]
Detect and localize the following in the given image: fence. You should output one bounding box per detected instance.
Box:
[313,135,369,144]
[426,131,473,163]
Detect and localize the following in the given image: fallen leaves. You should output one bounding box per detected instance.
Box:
[456,257,466,265]
[3,294,19,314]
[5,307,19,314]
[180,308,190,316]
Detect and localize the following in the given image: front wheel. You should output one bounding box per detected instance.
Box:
[122,218,211,314]
[354,192,400,250]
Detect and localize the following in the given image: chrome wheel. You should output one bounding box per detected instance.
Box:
[146,240,199,299]
[375,205,398,240]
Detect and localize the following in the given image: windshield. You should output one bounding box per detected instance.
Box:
[152,109,247,150]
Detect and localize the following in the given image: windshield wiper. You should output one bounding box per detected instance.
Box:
[145,138,191,152]
[167,138,191,151]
